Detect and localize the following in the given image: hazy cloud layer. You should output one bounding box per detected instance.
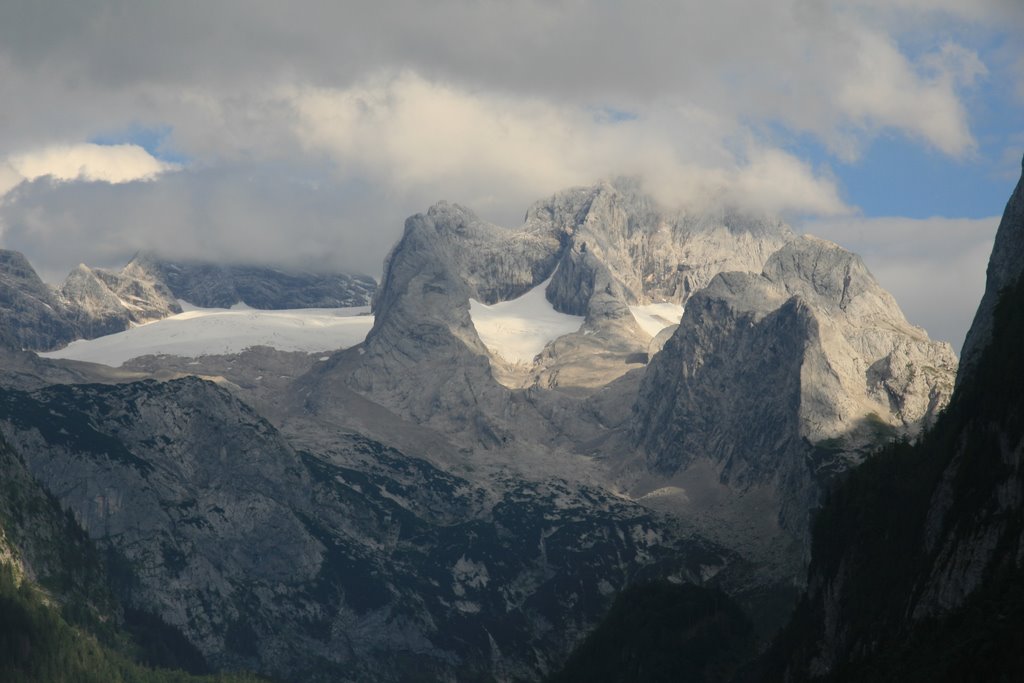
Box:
[0,1,1021,350]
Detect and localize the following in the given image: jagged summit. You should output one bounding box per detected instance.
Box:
[0,249,78,350]
[363,180,798,399]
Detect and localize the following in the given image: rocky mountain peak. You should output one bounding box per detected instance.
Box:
[0,249,77,351]
[629,235,957,570]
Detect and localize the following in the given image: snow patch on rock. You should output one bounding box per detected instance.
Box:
[629,302,685,338]
[469,280,584,364]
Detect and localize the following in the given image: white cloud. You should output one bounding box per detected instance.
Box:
[289,72,848,220]
[0,1,1018,289]
[836,32,981,157]
[5,143,174,189]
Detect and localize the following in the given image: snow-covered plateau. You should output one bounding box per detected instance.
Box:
[39,301,374,367]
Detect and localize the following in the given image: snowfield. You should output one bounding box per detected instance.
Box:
[39,291,681,370]
[39,302,374,367]
[469,280,584,364]
[629,302,684,337]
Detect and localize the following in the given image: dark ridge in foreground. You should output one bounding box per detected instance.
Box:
[547,582,755,683]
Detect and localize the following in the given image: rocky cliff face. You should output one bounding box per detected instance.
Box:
[767,157,1024,680]
[627,236,956,574]
[635,236,955,470]
[0,375,741,682]
[957,155,1024,386]
[58,261,182,338]
[533,180,792,318]
[0,249,78,350]
[341,180,795,449]
[0,250,181,351]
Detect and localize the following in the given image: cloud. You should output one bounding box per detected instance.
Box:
[836,33,981,157]
[2,143,174,196]
[289,72,848,220]
[0,2,1010,161]
[802,215,999,351]
[0,1,1018,292]
[0,166,402,283]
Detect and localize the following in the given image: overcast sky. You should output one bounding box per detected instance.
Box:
[1,1,1023,351]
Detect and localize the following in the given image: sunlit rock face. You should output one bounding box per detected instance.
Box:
[0,249,78,351]
[630,235,957,574]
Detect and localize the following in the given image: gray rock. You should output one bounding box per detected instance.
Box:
[629,236,957,568]
[58,261,181,338]
[0,376,741,682]
[0,249,77,350]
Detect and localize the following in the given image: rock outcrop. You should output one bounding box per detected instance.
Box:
[627,236,957,572]
[58,261,181,338]
[0,249,77,350]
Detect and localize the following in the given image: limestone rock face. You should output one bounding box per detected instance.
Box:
[635,236,956,471]
[346,181,796,443]
[58,262,182,338]
[532,180,793,318]
[629,237,957,566]
[0,249,77,351]
[773,156,1024,680]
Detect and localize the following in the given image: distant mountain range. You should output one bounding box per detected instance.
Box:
[0,250,376,351]
[0,176,978,681]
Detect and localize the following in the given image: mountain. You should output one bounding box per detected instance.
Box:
[0,251,376,352]
[0,178,962,681]
[628,236,956,574]
[58,260,182,338]
[0,374,742,682]
[753,155,1024,680]
[327,180,794,451]
[0,250,78,351]
[0,427,266,682]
